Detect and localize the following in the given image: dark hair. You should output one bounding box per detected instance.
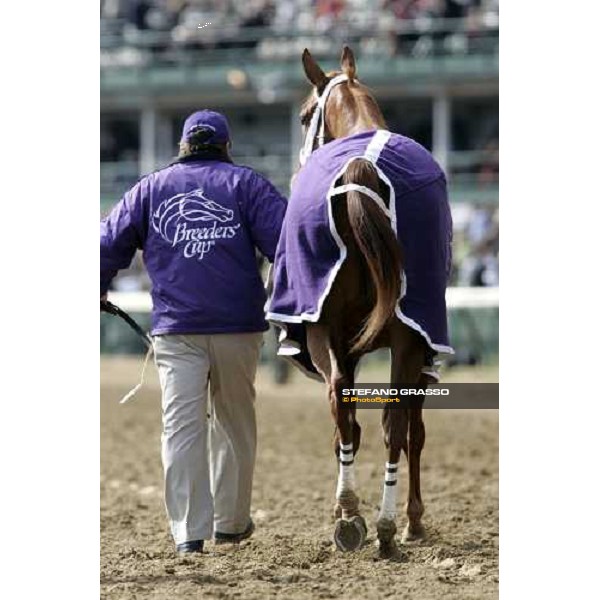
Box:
[178,126,231,161]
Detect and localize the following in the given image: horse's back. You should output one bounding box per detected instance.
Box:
[267,129,453,359]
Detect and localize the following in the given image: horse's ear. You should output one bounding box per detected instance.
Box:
[302,48,328,91]
[340,45,357,81]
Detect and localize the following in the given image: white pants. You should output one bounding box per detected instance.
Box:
[153,332,263,544]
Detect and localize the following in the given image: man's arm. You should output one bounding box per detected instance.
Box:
[243,172,287,262]
[100,180,148,296]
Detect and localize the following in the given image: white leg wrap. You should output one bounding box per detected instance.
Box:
[336,442,355,499]
[378,462,398,520]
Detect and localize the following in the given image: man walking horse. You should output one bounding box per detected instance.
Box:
[267,47,453,557]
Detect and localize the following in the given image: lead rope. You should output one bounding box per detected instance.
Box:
[119,343,154,404]
[101,300,155,404]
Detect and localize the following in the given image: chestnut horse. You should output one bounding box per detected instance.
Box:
[298,47,436,557]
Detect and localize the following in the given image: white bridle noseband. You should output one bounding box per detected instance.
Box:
[299,73,350,166]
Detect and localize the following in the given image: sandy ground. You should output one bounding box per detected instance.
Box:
[101,357,498,599]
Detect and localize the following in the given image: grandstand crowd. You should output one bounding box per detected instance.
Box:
[101,0,499,64]
[101,1,498,288]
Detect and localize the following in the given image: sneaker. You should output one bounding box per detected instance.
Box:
[214,520,255,544]
[176,539,204,554]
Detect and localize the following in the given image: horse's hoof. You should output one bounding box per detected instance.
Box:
[401,523,426,543]
[376,518,397,543]
[333,515,367,552]
[377,537,399,559]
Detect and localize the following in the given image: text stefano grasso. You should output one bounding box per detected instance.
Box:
[342,388,450,396]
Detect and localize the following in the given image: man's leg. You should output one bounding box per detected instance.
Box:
[208,332,263,535]
[154,334,213,545]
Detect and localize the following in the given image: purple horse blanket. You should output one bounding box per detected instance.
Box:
[266,130,454,378]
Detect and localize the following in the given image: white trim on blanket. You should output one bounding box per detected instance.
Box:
[267,129,454,357]
[275,322,323,381]
[281,354,323,381]
[277,325,302,353]
[266,153,357,322]
[330,183,391,218]
[394,307,455,355]
[364,129,391,163]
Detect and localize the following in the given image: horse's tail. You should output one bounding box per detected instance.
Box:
[344,159,402,353]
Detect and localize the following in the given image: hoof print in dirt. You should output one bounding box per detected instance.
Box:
[375,539,406,561]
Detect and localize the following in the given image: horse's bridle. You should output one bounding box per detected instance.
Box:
[297,75,392,222]
[299,73,350,166]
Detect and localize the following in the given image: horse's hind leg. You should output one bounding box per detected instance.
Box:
[377,322,425,557]
[331,361,367,552]
[307,324,366,552]
[403,376,428,543]
[331,352,361,522]
[378,406,409,558]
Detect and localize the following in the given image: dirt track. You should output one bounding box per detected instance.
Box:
[101,357,498,599]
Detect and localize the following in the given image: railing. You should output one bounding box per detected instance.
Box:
[106,287,498,314]
[100,288,499,362]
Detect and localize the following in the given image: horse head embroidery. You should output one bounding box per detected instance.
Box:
[152,189,234,243]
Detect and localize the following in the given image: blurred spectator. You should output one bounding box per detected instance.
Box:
[315,0,345,32]
[478,138,499,185]
[101,0,499,292]
[456,206,499,287]
[126,0,151,29]
[101,0,498,63]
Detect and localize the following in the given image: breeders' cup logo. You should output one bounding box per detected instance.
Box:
[152,188,240,261]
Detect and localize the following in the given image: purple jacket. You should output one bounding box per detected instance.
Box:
[100,157,287,335]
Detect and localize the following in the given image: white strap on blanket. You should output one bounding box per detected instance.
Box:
[119,342,154,404]
[421,359,443,382]
[299,74,350,166]
[330,183,391,219]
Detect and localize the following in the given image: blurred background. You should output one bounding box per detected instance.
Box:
[100,0,499,375]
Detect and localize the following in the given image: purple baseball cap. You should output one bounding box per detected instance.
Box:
[180,110,231,144]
